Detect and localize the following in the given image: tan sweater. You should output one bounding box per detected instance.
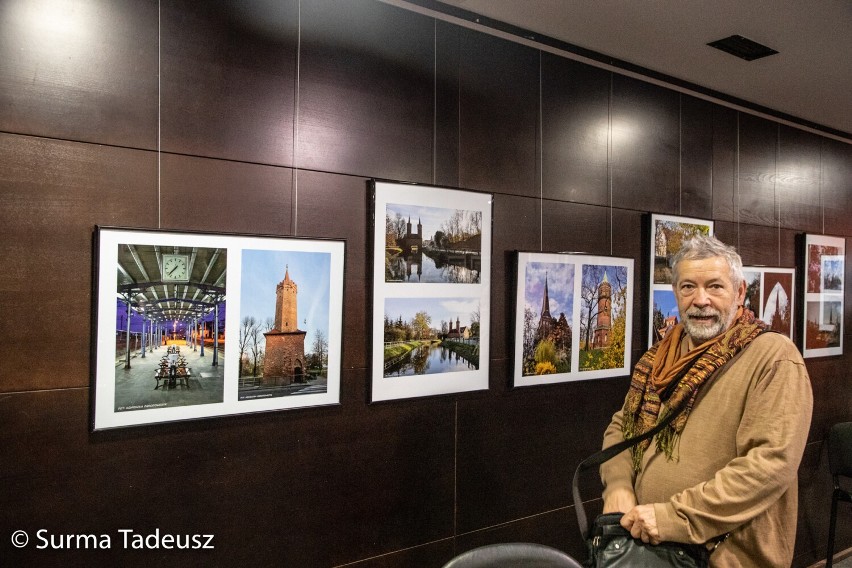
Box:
[601,333,813,567]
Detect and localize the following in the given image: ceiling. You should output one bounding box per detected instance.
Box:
[419,0,852,139]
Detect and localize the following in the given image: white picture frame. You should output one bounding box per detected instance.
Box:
[370,181,492,402]
[513,252,634,386]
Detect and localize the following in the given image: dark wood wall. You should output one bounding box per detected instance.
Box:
[1,1,851,566]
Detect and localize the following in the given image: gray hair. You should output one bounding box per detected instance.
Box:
[671,234,744,288]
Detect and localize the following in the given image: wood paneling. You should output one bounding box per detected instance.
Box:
[737,113,779,227]
[490,194,541,362]
[434,21,461,188]
[711,106,738,222]
[610,75,679,214]
[823,137,852,236]
[0,381,456,567]
[160,0,298,165]
[541,54,610,206]
[680,95,714,219]
[297,0,434,181]
[778,125,822,232]
[0,0,158,149]
[293,171,369,374]
[455,376,628,534]
[0,134,157,392]
[160,154,292,235]
[457,28,539,196]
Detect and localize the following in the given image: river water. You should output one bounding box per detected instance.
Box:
[385,343,478,377]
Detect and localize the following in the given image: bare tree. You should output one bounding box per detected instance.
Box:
[469,305,481,338]
[238,316,258,378]
[579,265,604,349]
[311,329,328,370]
[249,324,263,377]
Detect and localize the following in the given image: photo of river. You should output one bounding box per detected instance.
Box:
[383,296,480,378]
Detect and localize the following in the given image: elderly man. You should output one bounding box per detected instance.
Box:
[600,235,812,567]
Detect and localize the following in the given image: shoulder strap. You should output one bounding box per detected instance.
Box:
[572,397,690,540]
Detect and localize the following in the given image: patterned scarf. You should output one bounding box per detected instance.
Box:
[623,308,768,471]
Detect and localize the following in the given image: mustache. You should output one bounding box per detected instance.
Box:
[686,307,721,318]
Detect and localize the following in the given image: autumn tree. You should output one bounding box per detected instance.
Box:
[412,311,432,339]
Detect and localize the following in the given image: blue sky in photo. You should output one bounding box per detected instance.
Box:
[385,297,480,327]
[582,264,627,316]
[240,249,331,343]
[653,289,679,318]
[524,261,574,317]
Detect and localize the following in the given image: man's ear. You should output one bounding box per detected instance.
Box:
[736,280,747,305]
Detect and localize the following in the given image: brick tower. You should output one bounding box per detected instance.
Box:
[263,266,307,385]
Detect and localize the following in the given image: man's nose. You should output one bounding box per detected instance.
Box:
[692,288,711,306]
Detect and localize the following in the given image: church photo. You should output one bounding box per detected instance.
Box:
[513,252,634,386]
[384,202,483,284]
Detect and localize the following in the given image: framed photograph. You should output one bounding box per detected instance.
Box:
[370,181,492,402]
[648,214,713,346]
[513,252,634,386]
[92,227,345,430]
[741,266,795,339]
[802,233,845,358]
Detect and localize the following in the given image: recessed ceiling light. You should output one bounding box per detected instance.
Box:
[708,35,778,61]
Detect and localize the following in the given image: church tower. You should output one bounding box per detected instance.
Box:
[593,272,612,348]
[536,272,555,340]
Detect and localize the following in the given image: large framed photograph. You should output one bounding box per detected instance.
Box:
[648,214,713,346]
[741,266,796,339]
[370,181,491,402]
[802,233,845,358]
[513,252,634,386]
[92,227,345,430]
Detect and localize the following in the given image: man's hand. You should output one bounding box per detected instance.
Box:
[620,504,661,544]
[602,488,637,514]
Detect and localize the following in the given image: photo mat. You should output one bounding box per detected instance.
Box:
[802,233,845,358]
[648,214,713,346]
[371,181,492,401]
[513,252,634,387]
[741,266,796,339]
[92,227,345,430]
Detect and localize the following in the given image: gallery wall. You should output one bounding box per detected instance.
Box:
[1,0,851,566]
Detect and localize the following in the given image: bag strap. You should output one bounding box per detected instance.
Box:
[572,396,690,539]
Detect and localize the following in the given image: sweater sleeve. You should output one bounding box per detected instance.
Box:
[653,350,813,544]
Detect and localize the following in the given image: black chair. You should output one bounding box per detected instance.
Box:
[442,543,583,568]
[826,422,852,567]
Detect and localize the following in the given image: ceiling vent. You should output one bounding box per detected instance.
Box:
[707,35,778,61]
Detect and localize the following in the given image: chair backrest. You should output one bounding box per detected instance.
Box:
[441,543,583,568]
[829,422,852,477]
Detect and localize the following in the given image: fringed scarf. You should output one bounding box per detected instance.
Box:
[623,308,768,471]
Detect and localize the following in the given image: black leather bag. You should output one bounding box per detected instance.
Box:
[586,512,708,567]
[572,395,715,568]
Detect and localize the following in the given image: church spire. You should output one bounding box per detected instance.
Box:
[540,272,552,318]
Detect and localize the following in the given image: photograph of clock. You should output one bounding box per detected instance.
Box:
[162,253,190,282]
[91,226,346,430]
